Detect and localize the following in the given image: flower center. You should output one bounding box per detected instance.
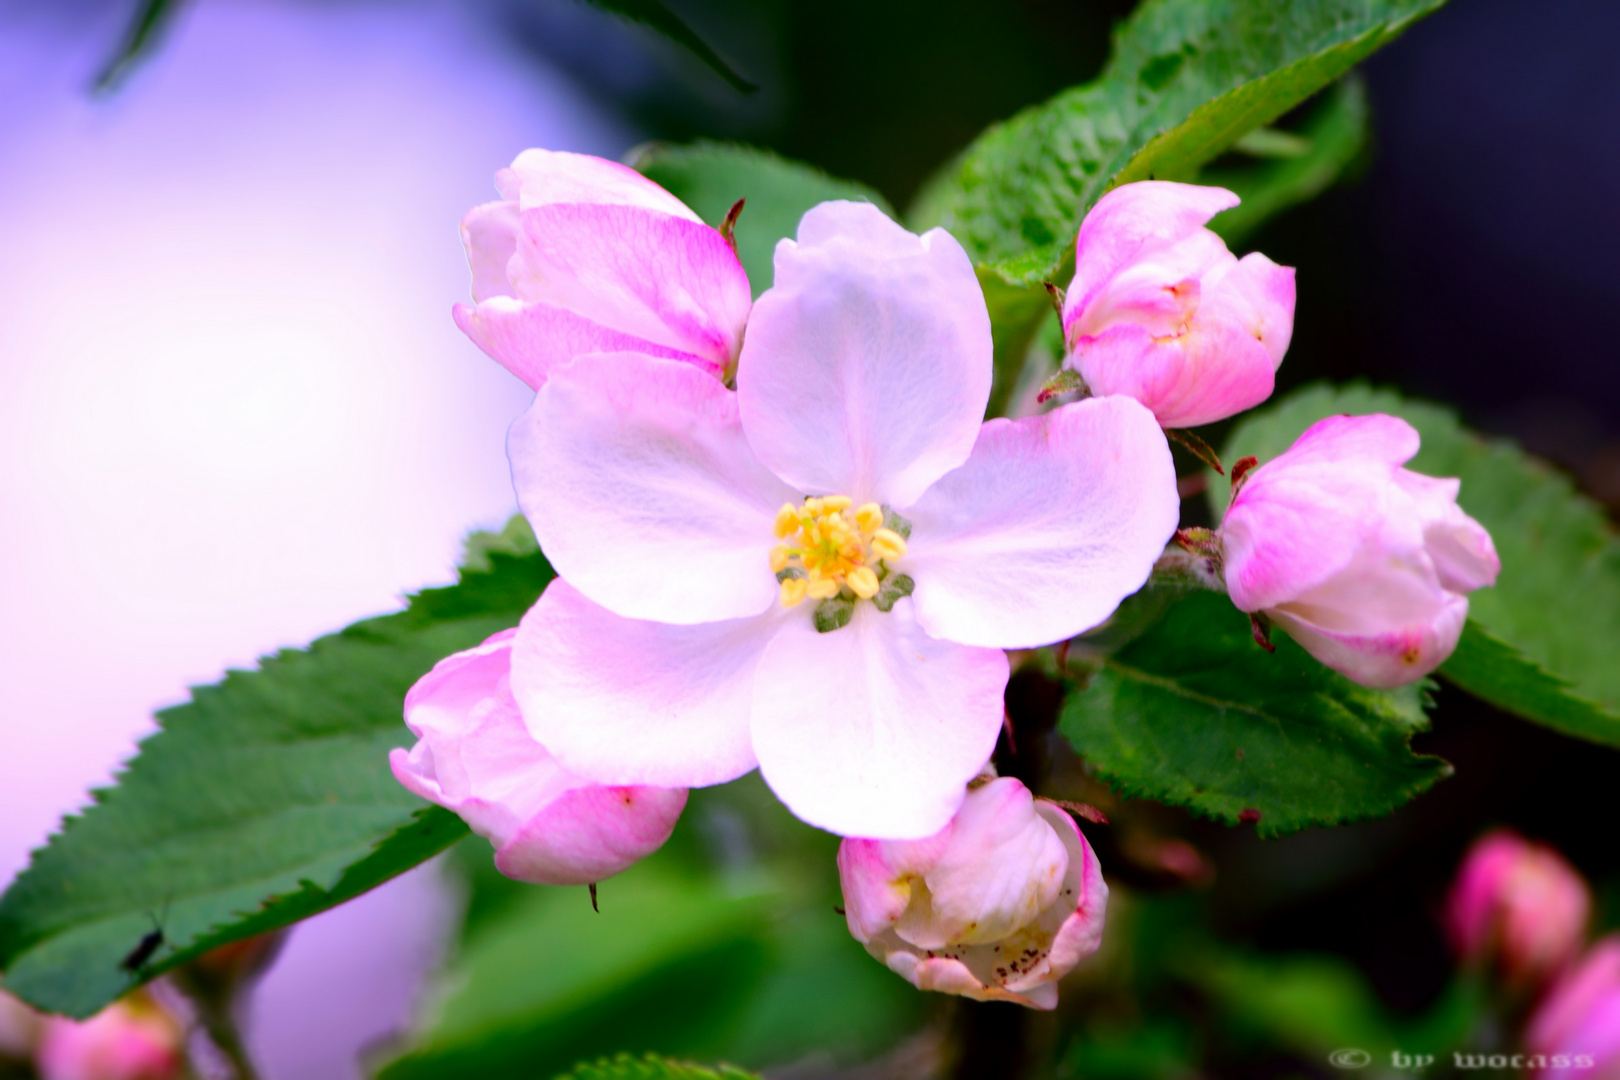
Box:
[770,496,909,610]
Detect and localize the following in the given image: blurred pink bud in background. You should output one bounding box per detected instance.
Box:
[1524,936,1620,1079]
[35,992,183,1080]
[0,986,43,1061]
[453,149,753,389]
[1220,413,1500,687]
[1062,180,1295,429]
[390,629,688,885]
[1447,829,1590,984]
[837,777,1108,1010]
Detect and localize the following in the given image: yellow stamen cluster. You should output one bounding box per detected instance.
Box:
[771,496,908,608]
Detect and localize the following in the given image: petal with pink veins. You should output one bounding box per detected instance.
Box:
[452,300,714,390]
[1064,181,1240,331]
[510,203,750,374]
[737,201,991,507]
[750,598,1008,840]
[511,352,797,624]
[905,396,1179,649]
[511,579,776,789]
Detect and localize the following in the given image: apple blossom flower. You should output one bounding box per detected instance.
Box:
[390,628,687,884]
[1061,181,1295,429]
[837,777,1108,1009]
[507,201,1180,839]
[35,992,183,1080]
[1219,413,1499,688]
[453,149,752,389]
[1524,936,1620,1079]
[1447,830,1590,985]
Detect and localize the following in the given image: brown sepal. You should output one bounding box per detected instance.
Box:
[1249,613,1275,653]
[719,197,746,254]
[1164,427,1224,475]
[1229,455,1259,495]
[1041,798,1110,826]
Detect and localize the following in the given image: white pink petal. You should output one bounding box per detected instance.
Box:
[737,200,991,507]
[390,628,686,884]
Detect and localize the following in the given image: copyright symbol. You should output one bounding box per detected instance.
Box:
[1330,1049,1371,1069]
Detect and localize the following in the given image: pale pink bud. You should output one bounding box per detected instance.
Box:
[1062,181,1295,428]
[1220,414,1500,687]
[1446,830,1590,984]
[453,149,752,390]
[837,777,1107,1010]
[35,992,183,1080]
[1524,937,1620,1079]
[390,629,687,885]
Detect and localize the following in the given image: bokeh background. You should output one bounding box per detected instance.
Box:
[2,0,1617,1075]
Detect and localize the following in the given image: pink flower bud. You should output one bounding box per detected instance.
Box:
[35,992,183,1080]
[1062,181,1295,428]
[0,987,43,1060]
[1524,937,1620,1079]
[1446,830,1590,984]
[390,629,687,885]
[1219,414,1500,687]
[453,149,753,390]
[836,777,1107,1010]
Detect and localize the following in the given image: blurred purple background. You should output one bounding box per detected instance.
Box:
[0,1,631,1074]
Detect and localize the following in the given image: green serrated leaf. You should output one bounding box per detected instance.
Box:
[0,548,555,1017]
[914,0,1446,286]
[631,142,893,298]
[1215,383,1620,748]
[1204,76,1370,246]
[1061,590,1447,837]
[576,0,755,94]
[554,1054,762,1080]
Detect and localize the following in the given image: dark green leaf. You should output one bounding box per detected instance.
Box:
[1204,76,1370,246]
[554,1055,761,1080]
[375,859,776,1079]
[1215,384,1620,748]
[1060,590,1446,837]
[0,547,554,1017]
[576,0,755,93]
[913,0,1447,286]
[632,142,893,297]
[1178,948,1399,1054]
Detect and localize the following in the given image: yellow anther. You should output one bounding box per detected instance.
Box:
[769,546,793,574]
[772,495,908,611]
[871,528,908,562]
[807,575,841,600]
